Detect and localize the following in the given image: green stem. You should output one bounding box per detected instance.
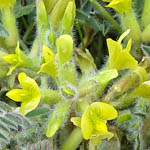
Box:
[121,9,141,42]
[8,71,17,89]
[40,76,49,89]
[29,36,40,57]
[90,0,121,32]
[21,16,28,30]
[102,70,140,103]
[76,22,85,52]
[40,89,61,105]
[89,140,97,150]
[19,39,29,51]
[61,127,83,150]
[26,58,40,71]
[23,22,35,42]
[36,0,49,46]
[1,8,19,51]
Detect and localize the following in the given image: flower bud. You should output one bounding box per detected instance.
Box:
[62,1,76,33]
[56,34,73,64]
[49,0,73,31]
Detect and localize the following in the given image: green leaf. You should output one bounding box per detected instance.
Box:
[94,69,118,95]
[15,5,35,18]
[46,100,71,137]
[26,107,50,118]
[141,44,150,59]
[90,132,114,146]
[133,99,147,117]
[0,101,12,113]
[0,117,18,131]
[75,48,96,74]
[117,112,132,124]
[76,9,102,31]
[0,23,9,38]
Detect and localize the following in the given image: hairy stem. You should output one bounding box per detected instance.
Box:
[61,127,83,150]
[1,8,19,51]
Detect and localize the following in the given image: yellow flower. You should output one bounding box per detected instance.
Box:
[38,45,57,78]
[106,30,147,82]
[0,0,15,9]
[71,102,118,140]
[103,0,132,14]
[107,29,138,71]
[6,72,40,115]
[3,42,29,75]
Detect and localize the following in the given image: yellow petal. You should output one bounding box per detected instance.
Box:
[125,39,132,52]
[42,45,55,62]
[118,29,130,43]
[19,98,40,115]
[6,89,28,102]
[81,107,93,140]
[18,72,40,98]
[90,102,118,120]
[107,37,138,71]
[7,65,16,76]
[106,0,132,14]
[113,51,138,70]
[134,66,147,83]
[107,38,122,65]
[131,80,150,98]
[71,117,81,127]
[39,61,57,78]
[3,54,18,65]
[15,42,28,62]
[95,120,108,132]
